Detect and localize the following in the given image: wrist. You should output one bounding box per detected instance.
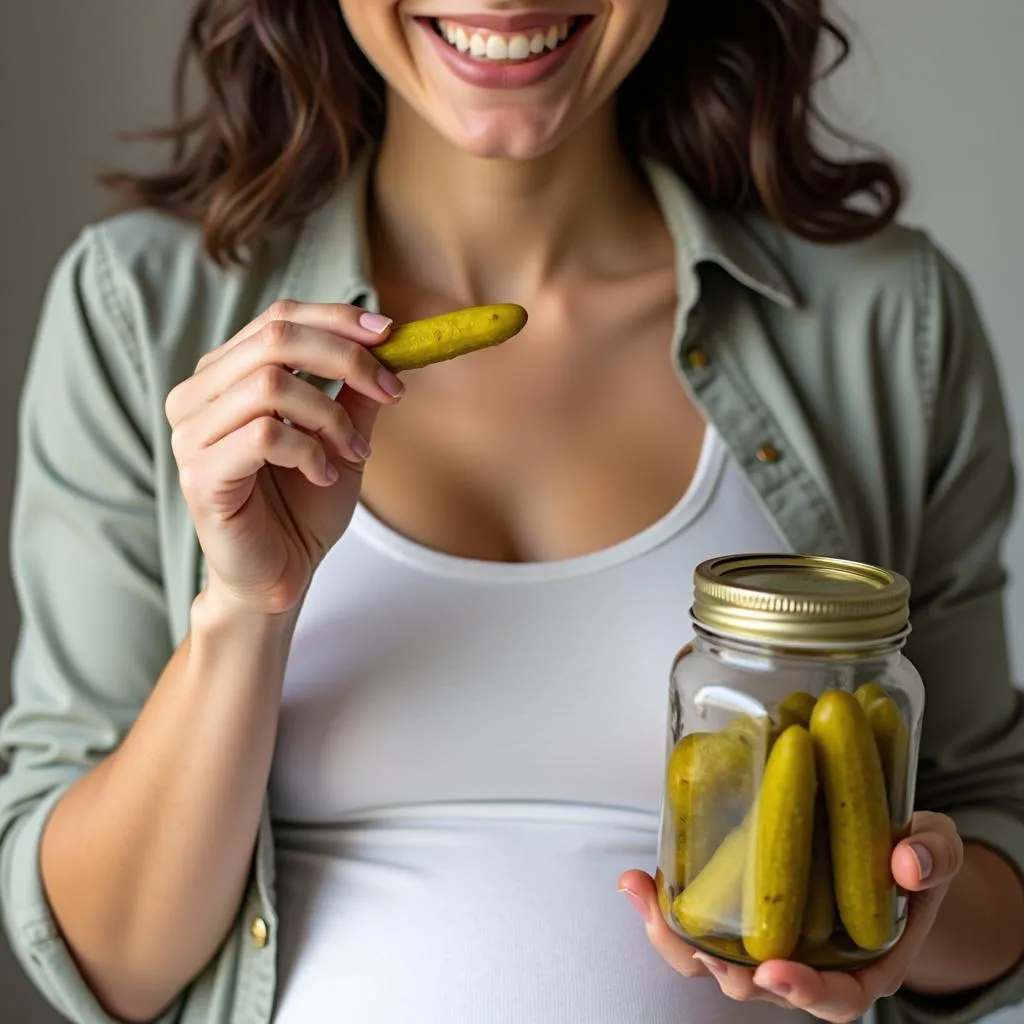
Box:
[190,583,301,659]
[903,842,1024,996]
[193,581,302,634]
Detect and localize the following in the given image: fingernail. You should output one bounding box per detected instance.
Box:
[350,433,371,461]
[758,980,793,998]
[359,312,393,335]
[378,368,405,398]
[692,953,729,976]
[618,887,651,923]
[324,462,339,483]
[910,843,933,881]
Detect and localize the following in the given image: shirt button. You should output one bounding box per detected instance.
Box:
[756,443,782,464]
[685,347,710,370]
[250,916,269,949]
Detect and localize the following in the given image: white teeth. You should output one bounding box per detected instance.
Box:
[508,34,531,60]
[485,34,508,59]
[438,19,575,60]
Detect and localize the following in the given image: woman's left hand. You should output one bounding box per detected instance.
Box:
[618,811,964,1022]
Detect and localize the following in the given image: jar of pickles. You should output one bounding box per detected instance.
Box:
[656,554,925,969]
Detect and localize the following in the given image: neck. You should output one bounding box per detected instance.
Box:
[369,95,659,305]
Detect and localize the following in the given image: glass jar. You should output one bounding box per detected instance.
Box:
[655,554,925,970]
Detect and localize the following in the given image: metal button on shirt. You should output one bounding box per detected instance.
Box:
[251,916,269,949]
[756,443,782,464]
[685,347,710,370]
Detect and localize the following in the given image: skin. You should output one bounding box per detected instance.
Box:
[38,2,1024,1020]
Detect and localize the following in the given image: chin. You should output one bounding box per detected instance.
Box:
[439,107,577,160]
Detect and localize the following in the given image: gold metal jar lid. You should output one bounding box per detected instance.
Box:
[692,554,910,646]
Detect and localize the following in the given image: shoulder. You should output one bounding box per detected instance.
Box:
[750,211,986,345]
[752,214,948,322]
[746,214,989,410]
[62,206,300,371]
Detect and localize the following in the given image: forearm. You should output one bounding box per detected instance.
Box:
[903,842,1024,997]
[39,588,298,1022]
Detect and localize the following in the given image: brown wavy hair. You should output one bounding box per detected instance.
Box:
[105,0,902,264]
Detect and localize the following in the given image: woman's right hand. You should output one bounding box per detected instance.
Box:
[165,301,404,615]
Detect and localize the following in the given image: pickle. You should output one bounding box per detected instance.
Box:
[701,936,748,962]
[673,820,750,938]
[776,692,818,730]
[667,732,755,881]
[810,690,896,952]
[666,733,751,800]
[863,694,910,796]
[723,713,772,751]
[854,682,889,711]
[741,725,817,962]
[854,683,910,797]
[373,304,528,371]
[655,867,671,920]
[800,803,836,947]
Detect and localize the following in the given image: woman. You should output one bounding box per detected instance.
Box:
[1,2,1023,1022]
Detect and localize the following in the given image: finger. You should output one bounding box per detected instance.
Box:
[179,417,338,519]
[171,320,404,424]
[616,871,708,979]
[196,301,394,372]
[337,383,385,449]
[690,952,768,1004]
[754,961,872,1023]
[892,813,964,893]
[172,364,370,465]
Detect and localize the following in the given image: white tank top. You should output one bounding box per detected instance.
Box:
[270,426,802,1023]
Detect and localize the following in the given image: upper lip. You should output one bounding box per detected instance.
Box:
[420,11,584,32]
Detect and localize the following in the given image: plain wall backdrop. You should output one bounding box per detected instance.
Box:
[0,2,1021,1020]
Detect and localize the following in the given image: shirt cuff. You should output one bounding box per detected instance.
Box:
[1,782,183,1024]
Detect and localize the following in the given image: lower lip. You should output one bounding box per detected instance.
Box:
[418,18,590,89]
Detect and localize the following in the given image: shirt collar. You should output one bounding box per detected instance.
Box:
[644,161,797,310]
[281,148,797,312]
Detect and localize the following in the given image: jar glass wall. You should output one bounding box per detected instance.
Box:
[656,555,925,970]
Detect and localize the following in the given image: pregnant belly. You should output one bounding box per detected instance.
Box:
[272,803,810,1024]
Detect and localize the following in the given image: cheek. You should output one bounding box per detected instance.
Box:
[338,1,407,80]
[597,3,668,85]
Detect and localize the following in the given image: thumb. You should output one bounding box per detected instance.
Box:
[892,812,964,892]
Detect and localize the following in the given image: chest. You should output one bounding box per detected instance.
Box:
[362,274,706,562]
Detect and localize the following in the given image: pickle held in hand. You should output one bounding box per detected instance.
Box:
[656,554,924,970]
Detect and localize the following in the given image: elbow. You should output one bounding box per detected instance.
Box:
[51,930,185,1024]
[40,855,185,1023]
[93,983,178,1024]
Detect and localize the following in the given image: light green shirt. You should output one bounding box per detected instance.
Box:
[2,157,1023,1024]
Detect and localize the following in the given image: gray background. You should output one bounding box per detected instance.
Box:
[0,1,1021,1020]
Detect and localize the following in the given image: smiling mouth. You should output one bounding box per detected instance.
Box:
[429,16,588,63]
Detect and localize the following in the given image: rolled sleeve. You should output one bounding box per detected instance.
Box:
[0,229,180,1022]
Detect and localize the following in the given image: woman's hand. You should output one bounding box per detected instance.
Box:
[618,811,964,1022]
[166,301,404,615]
